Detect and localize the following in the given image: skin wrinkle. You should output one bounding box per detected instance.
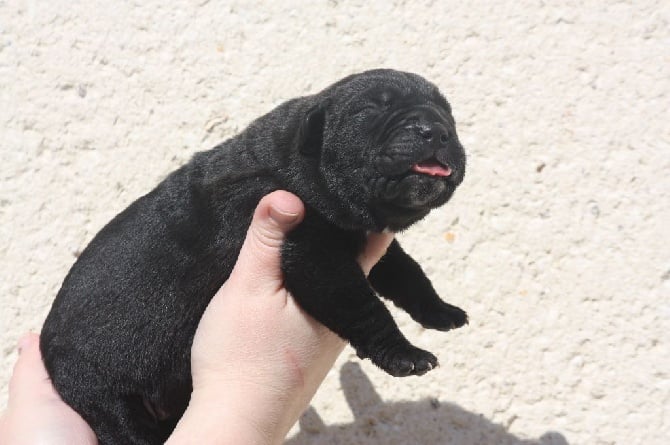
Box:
[282,347,305,391]
[372,108,456,179]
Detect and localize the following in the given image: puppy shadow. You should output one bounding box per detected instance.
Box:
[285,362,568,445]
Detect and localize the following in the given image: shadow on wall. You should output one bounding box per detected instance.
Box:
[286,362,568,445]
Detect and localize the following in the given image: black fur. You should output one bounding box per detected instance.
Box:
[40,69,468,444]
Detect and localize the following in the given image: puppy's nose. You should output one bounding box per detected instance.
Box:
[416,122,452,146]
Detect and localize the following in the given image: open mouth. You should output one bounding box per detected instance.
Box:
[411,158,452,177]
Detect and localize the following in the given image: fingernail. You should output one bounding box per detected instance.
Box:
[269,204,301,226]
[17,334,34,354]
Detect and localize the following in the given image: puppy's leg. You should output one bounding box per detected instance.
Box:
[368,239,468,331]
[282,221,437,377]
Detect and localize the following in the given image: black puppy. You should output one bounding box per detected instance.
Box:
[40,69,468,444]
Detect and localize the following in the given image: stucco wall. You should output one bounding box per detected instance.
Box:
[1,1,668,443]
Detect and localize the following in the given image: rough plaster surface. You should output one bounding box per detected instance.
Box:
[1,1,668,443]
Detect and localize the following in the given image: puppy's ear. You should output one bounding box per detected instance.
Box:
[298,99,331,156]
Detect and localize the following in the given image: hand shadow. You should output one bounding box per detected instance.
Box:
[286,362,568,445]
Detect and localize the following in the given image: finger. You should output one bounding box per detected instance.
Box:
[229,191,304,293]
[17,332,38,355]
[8,333,55,406]
[358,232,394,276]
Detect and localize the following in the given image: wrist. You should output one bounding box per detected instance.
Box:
[167,397,272,445]
[167,384,288,445]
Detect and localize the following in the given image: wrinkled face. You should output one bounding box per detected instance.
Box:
[322,71,466,231]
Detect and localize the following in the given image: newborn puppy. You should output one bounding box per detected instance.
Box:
[40,69,468,444]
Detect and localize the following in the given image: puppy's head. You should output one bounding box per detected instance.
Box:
[297,69,466,231]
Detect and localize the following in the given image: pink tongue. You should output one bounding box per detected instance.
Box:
[411,161,452,177]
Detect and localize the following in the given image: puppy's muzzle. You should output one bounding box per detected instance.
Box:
[408,110,464,182]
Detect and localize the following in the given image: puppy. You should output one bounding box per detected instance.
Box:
[40,69,468,444]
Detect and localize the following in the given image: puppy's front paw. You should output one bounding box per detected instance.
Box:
[366,345,439,377]
[418,302,468,331]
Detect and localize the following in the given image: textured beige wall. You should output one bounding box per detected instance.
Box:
[1,1,668,443]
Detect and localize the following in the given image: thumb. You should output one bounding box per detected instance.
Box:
[229,191,304,292]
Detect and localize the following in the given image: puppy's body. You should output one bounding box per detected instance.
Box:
[41,69,468,444]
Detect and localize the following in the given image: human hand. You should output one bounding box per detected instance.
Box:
[167,191,394,444]
[0,333,98,445]
[0,191,392,445]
